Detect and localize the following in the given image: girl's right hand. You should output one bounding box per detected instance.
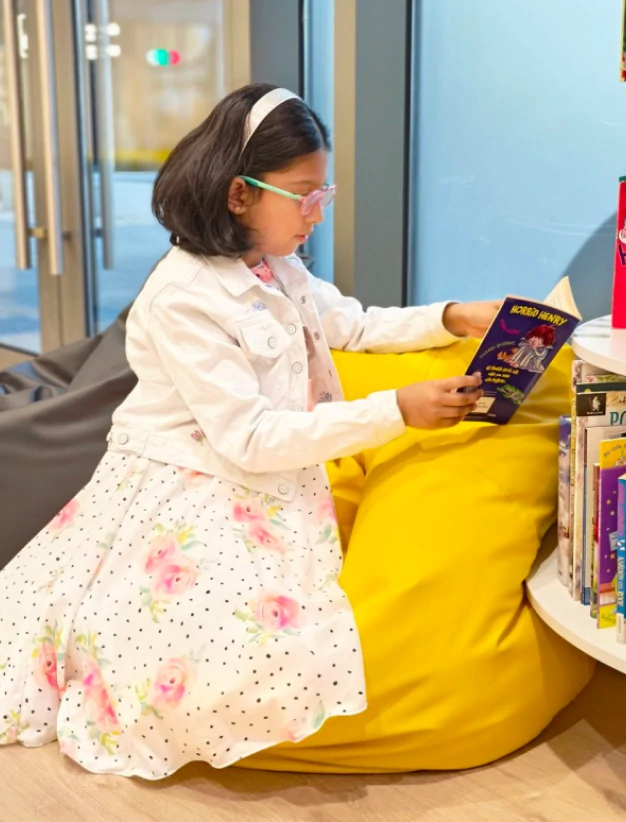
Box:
[396,374,483,430]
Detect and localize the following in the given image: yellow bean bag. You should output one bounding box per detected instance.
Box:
[239,338,594,773]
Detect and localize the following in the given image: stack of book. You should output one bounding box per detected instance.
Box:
[558,362,626,640]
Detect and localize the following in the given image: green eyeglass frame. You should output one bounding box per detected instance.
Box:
[240,176,336,217]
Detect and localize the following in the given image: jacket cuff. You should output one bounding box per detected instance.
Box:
[367,389,407,445]
[424,301,466,348]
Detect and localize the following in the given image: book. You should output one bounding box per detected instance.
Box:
[581,425,626,604]
[464,277,581,424]
[617,477,626,643]
[570,383,626,600]
[568,361,615,596]
[557,415,572,586]
[596,440,626,628]
[591,463,600,619]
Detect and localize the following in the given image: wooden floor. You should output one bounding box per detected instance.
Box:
[1,663,626,822]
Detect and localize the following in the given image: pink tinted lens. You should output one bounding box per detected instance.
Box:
[301,186,336,216]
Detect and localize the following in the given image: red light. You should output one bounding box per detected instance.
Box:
[169,50,181,66]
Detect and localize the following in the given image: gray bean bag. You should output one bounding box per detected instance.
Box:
[0,308,135,569]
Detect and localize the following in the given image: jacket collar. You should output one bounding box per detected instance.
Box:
[202,253,308,299]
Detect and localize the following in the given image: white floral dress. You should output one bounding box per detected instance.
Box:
[0,264,366,779]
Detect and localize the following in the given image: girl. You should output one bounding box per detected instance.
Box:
[0,84,498,779]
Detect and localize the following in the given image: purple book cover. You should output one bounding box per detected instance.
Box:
[597,465,623,628]
[463,297,580,424]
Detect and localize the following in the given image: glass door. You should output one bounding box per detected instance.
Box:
[0,0,249,366]
[1,0,88,362]
[1,0,39,354]
[77,0,250,333]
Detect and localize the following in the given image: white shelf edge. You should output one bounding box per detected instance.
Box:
[526,549,626,674]
[571,315,626,377]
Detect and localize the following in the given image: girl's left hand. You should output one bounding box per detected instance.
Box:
[443,300,502,339]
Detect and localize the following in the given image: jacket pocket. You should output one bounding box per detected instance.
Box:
[236,318,293,359]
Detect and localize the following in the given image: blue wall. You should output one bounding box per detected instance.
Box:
[410,0,626,319]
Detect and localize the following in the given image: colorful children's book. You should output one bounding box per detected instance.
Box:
[595,440,626,628]
[582,425,626,604]
[557,415,572,586]
[617,477,626,643]
[464,277,581,424]
[570,381,626,600]
[591,464,600,618]
[568,361,616,596]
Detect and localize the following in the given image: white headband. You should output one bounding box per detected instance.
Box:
[242,88,300,150]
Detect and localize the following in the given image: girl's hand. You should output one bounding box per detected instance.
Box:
[443,300,502,338]
[396,374,483,430]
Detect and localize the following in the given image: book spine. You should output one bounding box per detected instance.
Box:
[568,362,583,596]
[572,413,587,601]
[591,463,600,619]
[557,415,571,586]
[617,477,626,643]
[612,177,626,329]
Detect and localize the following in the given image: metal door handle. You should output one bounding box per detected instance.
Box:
[2,0,30,269]
[93,0,115,269]
[35,0,64,275]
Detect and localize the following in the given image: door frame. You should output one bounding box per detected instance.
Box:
[0,0,88,365]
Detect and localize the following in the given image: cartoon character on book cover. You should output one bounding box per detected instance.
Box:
[500,325,556,374]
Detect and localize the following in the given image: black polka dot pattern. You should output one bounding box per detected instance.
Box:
[0,452,366,778]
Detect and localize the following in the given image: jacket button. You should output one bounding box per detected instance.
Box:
[292,362,303,374]
[268,337,277,349]
[314,331,321,341]
[300,296,307,305]
[287,324,297,335]
[118,433,129,445]
[278,484,289,495]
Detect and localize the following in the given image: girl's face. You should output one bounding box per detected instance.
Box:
[230,149,329,265]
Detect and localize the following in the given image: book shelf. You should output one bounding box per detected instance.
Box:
[526,315,626,673]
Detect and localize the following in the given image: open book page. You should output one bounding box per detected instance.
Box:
[542,276,582,320]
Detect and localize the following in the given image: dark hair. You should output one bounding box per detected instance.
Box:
[152,83,330,258]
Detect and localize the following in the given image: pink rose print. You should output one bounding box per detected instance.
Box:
[82,659,120,733]
[49,498,79,532]
[35,641,58,691]
[255,593,301,632]
[4,726,18,744]
[190,429,206,444]
[232,497,266,523]
[175,467,208,488]
[59,736,78,759]
[151,559,200,599]
[93,689,120,733]
[143,534,180,574]
[246,522,288,554]
[151,658,196,710]
[319,496,338,523]
[82,657,105,695]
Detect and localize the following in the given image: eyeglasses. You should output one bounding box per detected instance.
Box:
[240,176,336,217]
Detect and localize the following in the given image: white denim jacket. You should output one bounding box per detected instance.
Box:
[109,247,458,502]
